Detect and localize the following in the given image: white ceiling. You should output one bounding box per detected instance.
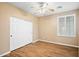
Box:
[9,2,79,17]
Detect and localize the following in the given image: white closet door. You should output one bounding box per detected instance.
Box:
[10,17,32,51]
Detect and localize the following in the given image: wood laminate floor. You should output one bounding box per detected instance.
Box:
[4,41,78,57]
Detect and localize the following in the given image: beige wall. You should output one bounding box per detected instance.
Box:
[38,10,79,47]
[0,3,38,55]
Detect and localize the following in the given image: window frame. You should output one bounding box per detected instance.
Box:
[57,14,76,37]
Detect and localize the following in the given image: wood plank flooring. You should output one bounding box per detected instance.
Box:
[4,41,78,57]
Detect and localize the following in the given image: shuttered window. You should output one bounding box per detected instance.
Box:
[57,14,76,37]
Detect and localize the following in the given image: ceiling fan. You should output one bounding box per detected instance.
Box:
[38,2,54,13]
[30,2,54,14]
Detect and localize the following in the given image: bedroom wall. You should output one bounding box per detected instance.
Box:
[0,3,38,55]
[38,9,79,47]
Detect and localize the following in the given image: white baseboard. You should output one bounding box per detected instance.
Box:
[39,40,79,48]
[0,51,11,57]
[32,40,39,43]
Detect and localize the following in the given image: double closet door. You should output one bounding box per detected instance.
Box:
[10,17,32,51]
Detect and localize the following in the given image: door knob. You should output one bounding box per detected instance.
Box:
[10,35,12,37]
